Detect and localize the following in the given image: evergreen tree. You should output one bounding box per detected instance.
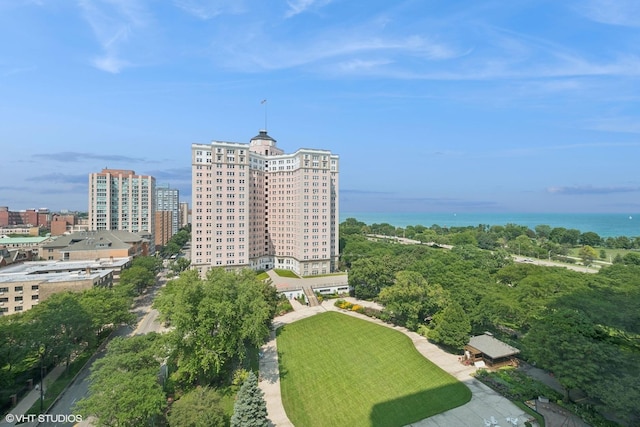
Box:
[230,371,269,427]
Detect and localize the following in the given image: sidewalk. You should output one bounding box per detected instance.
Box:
[0,365,66,427]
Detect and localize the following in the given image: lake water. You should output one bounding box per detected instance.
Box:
[341,212,640,238]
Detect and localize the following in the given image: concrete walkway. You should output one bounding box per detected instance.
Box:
[1,365,66,427]
[259,300,532,427]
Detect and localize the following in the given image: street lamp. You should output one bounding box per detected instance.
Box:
[39,344,45,413]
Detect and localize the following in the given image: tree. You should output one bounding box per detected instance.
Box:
[512,235,535,256]
[78,287,136,335]
[622,252,640,266]
[160,269,273,384]
[578,245,598,267]
[378,271,428,330]
[523,309,604,402]
[131,256,163,273]
[76,334,167,427]
[120,265,155,294]
[534,224,552,240]
[169,257,191,273]
[378,271,447,330]
[579,231,602,247]
[348,256,397,299]
[167,387,227,427]
[230,371,269,427]
[428,301,471,350]
[29,292,93,369]
[0,315,33,391]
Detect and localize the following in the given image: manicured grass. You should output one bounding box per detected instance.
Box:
[273,269,300,278]
[256,272,270,281]
[277,312,471,427]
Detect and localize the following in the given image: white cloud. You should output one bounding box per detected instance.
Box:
[77,0,151,73]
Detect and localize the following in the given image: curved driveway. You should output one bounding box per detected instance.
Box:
[259,299,531,427]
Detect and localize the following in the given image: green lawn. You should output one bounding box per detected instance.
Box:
[273,269,300,278]
[276,312,471,427]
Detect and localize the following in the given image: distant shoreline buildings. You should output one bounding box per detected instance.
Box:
[191,130,339,276]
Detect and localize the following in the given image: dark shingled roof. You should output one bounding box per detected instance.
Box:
[467,334,520,359]
[250,130,276,143]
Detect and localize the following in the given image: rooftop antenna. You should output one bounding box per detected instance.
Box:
[261,99,268,131]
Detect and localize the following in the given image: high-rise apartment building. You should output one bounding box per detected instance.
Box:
[179,202,190,228]
[191,130,339,276]
[88,169,156,251]
[156,184,180,235]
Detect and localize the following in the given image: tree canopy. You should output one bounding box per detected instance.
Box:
[156,268,273,385]
[76,334,167,427]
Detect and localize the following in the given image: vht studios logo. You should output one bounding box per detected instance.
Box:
[4,413,83,423]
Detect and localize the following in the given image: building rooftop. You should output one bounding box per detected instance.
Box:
[0,268,111,284]
[467,333,520,359]
[0,258,131,275]
[42,230,149,251]
[0,236,50,245]
[251,130,276,142]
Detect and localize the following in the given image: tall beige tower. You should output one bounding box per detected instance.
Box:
[88,169,156,250]
[191,131,339,276]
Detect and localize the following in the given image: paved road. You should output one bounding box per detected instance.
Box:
[511,255,599,273]
[41,272,168,427]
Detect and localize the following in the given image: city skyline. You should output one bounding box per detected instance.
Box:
[2,1,640,213]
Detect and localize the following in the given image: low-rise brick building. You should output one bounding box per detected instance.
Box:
[41,230,152,261]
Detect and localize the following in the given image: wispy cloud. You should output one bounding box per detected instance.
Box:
[583,117,640,134]
[578,0,640,27]
[32,152,146,163]
[147,167,192,181]
[77,0,151,73]
[547,185,640,195]
[490,141,640,158]
[173,0,246,20]
[216,29,463,73]
[285,0,333,18]
[1,66,37,77]
[25,173,87,184]
[341,189,392,195]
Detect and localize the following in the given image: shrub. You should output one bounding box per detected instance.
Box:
[232,368,250,386]
[335,299,353,310]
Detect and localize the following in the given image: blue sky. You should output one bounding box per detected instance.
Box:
[1,0,640,214]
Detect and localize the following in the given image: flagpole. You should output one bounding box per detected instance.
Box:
[261,99,268,131]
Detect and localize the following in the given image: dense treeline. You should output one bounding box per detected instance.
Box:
[341,218,640,425]
[341,217,640,261]
[159,225,191,258]
[0,255,162,416]
[0,283,135,413]
[78,267,278,426]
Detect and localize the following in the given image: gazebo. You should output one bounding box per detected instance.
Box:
[464,333,520,368]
